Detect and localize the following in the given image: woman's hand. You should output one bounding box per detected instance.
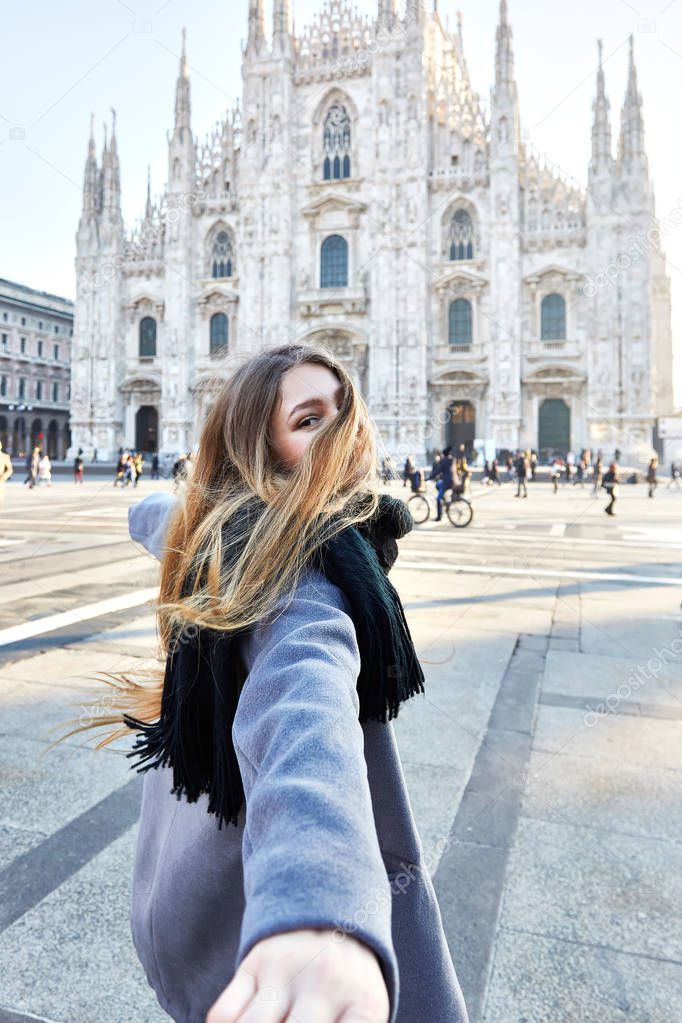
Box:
[206,926,390,1023]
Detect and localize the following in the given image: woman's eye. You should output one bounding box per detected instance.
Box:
[298,416,320,428]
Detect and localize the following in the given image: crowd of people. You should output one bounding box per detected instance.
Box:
[400,447,681,519]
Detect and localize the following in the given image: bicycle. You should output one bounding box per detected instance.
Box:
[407,483,473,528]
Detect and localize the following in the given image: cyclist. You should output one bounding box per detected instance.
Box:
[429,445,460,521]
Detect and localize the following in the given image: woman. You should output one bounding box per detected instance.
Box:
[603,460,620,516]
[73,448,85,484]
[646,456,658,498]
[37,452,52,486]
[65,344,468,1023]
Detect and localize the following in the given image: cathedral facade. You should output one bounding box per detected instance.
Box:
[70,0,674,465]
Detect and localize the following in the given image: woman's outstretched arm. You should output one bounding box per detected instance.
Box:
[210,569,399,1023]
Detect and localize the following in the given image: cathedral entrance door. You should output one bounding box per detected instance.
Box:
[445,401,476,455]
[135,406,159,453]
[538,398,570,458]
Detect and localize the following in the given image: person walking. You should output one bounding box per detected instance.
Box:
[514,450,529,498]
[529,450,538,481]
[0,441,13,512]
[151,452,160,480]
[37,453,52,487]
[133,451,144,487]
[23,446,40,489]
[73,448,85,484]
[489,457,502,486]
[592,455,603,497]
[62,343,469,1023]
[402,454,415,489]
[505,453,514,481]
[603,460,620,516]
[646,456,658,498]
[550,456,563,494]
[455,444,471,494]
[113,453,126,487]
[668,461,681,489]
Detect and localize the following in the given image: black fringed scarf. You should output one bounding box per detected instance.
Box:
[123,493,426,828]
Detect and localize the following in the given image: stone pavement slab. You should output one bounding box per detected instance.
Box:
[483,928,682,1023]
[542,649,682,709]
[496,817,682,961]
[0,825,167,1023]
[0,735,132,838]
[533,704,682,771]
[522,749,682,844]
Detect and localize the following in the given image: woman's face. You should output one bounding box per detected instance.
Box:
[270,362,344,470]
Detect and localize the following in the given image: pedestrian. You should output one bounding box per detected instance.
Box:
[646,456,658,498]
[514,450,529,498]
[402,454,415,488]
[133,452,144,487]
[151,452,160,480]
[74,448,84,484]
[113,453,126,487]
[430,444,459,520]
[505,453,514,481]
[23,446,40,489]
[592,455,603,497]
[550,456,563,494]
[456,444,471,493]
[123,454,137,488]
[529,450,538,481]
[574,457,585,487]
[172,452,188,486]
[489,457,502,486]
[62,343,469,1023]
[0,440,13,512]
[37,453,52,487]
[603,460,620,516]
[667,461,680,490]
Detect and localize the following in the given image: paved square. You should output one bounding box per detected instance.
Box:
[0,474,680,1022]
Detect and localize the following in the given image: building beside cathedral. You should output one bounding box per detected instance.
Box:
[69,0,674,465]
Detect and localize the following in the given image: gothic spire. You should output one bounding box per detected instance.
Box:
[405,0,425,28]
[145,164,153,220]
[618,34,646,172]
[495,0,516,96]
[174,27,191,135]
[247,0,266,55]
[81,112,98,216]
[109,107,121,193]
[99,110,122,223]
[272,0,292,54]
[377,0,396,30]
[590,40,612,171]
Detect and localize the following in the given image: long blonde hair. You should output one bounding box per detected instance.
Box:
[60,342,383,749]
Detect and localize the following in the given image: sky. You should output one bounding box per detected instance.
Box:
[1,0,681,404]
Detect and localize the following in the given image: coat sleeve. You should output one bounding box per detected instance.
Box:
[232,568,400,1023]
[128,491,177,560]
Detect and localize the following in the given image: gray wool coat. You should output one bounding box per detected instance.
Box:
[127,491,468,1023]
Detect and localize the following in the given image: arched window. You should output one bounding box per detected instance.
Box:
[320,235,348,288]
[449,209,474,260]
[323,102,351,180]
[211,230,233,278]
[139,316,157,357]
[210,312,229,355]
[541,293,566,340]
[449,299,473,345]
